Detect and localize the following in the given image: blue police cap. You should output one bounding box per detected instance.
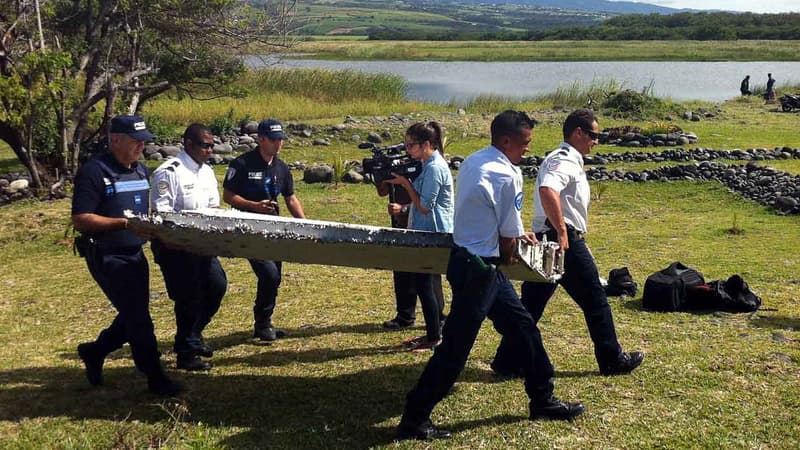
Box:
[110,115,155,141]
[257,119,286,140]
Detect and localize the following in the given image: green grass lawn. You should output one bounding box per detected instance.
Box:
[0,160,798,448]
[294,39,800,62]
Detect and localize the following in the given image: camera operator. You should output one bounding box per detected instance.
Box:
[373,151,446,333]
[385,121,453,351]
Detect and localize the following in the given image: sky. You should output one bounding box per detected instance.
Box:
[619,0,800,13]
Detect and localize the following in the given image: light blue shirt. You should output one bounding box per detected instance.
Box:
[453,145,525,258]
[409,151,454,233]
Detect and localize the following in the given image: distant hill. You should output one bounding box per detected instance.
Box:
[454,0,682,15]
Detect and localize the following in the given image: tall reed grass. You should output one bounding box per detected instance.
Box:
[143,68,410,126]
[450,79,625,113]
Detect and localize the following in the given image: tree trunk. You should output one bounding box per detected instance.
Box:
[0,120,42,188]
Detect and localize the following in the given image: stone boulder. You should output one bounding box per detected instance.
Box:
[303,165,334,184]
[342,170,364,184]
[159,146,181,158]
[241,121,259,135]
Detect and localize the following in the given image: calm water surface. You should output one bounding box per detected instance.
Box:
[245,57,800,103]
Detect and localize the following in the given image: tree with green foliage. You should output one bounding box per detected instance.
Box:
[0,0,297,189]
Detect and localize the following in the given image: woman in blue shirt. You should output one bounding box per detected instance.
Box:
[386,121,454,351]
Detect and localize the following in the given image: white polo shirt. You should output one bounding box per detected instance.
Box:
[453,145,525,258]
[533,142,590,233]
[151,150,220,212]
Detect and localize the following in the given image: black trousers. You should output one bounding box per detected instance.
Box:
[401,248,554,426]
[493,229,622,372]
[152,240,227,355]
[393,272,445,324]
[249,259,282,330]
[84,246,163,377]
[412,273,445,340]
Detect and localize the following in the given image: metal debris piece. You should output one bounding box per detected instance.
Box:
[128,209,562,282]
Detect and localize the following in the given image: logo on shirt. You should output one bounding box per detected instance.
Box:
[248,171,263,180]
[134,194,142,205]
[157,180,169,195]
[225,168,236,180]
[546,158,561,171]
[515,192,524,211]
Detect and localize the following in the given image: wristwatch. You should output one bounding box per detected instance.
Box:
[401,204,410,214]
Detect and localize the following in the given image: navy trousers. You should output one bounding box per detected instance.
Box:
[401,248,555,426]
[493,230,622,372]
[85,247,163,377]
[249,259,282,330]
[152,240,227,354]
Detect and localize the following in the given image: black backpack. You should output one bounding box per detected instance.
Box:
[642,262,705,311]
[605,267,638,297]
[684,275,762,312]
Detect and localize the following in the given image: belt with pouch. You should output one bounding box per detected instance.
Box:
[543,219,586,240]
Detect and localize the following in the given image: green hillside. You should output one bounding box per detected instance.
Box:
[294,0,605,37]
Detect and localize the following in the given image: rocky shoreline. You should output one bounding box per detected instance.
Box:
[3,114,800,214]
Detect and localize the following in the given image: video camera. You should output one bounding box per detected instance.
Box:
[360,142,422,186]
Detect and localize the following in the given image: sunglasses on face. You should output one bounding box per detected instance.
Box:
[582,128,600,140]
[195,141,214,149]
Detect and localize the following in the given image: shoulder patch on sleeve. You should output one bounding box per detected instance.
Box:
[157,180,169,195]
[225,167,236,181]
[515,192,524,211]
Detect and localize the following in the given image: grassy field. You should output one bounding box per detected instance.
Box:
[2,72,800,448]
[293,39,800,62]
[1,163,798,448]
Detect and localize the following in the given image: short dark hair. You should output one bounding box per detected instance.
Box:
[183,123,212,145]
[490,110,539,145]
[563,109,598,140]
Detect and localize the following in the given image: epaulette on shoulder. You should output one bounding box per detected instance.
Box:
[165,160,181,171]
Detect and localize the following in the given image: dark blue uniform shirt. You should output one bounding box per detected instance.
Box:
[72,152,150,250]
[223,149,293,216]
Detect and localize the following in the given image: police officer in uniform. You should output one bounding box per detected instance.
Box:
[222,119,305,341]
[492,109,644,377]
[151,123,228,371]
[73,115,181,396]
[397,111,584,441]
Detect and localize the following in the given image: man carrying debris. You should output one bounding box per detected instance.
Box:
[396,110,585,441]
[73,115,181,396]
[491,108,644,377]
[223,119,305,341]
[151,123,228,371]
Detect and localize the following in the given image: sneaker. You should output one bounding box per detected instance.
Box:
[147,375,183,396]
[383,318,415,329]
[599,351,644,376]
[77,342,104,386]
[254,327,287,342]
[530,396,585,421]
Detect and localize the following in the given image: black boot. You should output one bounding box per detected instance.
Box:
[147,374,183,396]
[599,351,644,375]
[77,342,105,386]
[176,352,212,371]
[530,396,586,421]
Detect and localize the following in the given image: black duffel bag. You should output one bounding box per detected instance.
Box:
[642,262,705,311]
[684,275,762,312]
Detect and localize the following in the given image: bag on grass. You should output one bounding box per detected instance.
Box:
[605,267,638,297]
[684,275,761,312]
[642,262,705,311]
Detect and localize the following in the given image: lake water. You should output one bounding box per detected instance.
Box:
[244,56,800,103]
